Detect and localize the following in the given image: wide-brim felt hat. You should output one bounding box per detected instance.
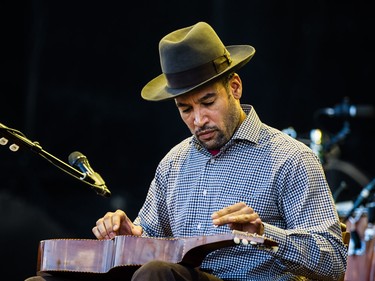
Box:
[141,21,255,101]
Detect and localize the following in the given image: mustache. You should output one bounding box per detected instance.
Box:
[195,125,218,135]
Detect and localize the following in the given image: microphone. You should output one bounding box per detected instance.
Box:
[68,151,111,197]
[320,99,374,118]
[343,178,375,222]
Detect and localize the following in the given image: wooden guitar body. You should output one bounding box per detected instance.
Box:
[37,231,278,279]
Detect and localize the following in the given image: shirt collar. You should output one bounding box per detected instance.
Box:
[191,104,262,152]
[233,104,261,145]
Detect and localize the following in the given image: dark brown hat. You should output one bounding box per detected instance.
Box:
[141,21,255,101]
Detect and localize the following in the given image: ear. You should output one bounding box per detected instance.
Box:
[230,73,242,100]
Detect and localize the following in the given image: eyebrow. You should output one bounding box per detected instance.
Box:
[176,92,217,107]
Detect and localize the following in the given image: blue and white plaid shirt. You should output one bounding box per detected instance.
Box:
[134,105,347,280]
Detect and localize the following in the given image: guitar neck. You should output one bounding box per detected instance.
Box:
[181,231,278,266]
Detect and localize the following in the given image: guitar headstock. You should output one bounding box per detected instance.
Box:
[0,136,20,152]
[232,230,279,252]
[0,122,41,153]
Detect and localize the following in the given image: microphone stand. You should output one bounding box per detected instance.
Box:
[342,178,375,222]
[0,122,111,197]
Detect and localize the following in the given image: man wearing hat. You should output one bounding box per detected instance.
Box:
[26,22,347,281]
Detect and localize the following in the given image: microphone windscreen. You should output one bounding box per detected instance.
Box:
[68,151,85,166]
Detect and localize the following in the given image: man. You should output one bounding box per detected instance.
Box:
[26,21,347,281]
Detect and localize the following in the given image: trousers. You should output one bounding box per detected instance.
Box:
[25,260,224,281]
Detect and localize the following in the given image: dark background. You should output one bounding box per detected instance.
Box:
[2,1,374,280]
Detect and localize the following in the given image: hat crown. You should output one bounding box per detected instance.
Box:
[141,21,255,101]
[159,22,227,74]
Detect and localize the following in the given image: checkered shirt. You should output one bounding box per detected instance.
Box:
[134,105,347,281]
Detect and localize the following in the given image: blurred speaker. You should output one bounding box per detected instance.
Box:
[0,190,71,280]
[324,158,370,204]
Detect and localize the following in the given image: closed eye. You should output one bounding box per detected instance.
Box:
[175,92,217,113]
[181,107,192,113]
[202,101,214,107]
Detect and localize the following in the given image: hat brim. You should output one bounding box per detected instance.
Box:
[141,45,255,101]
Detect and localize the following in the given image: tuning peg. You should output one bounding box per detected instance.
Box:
[9,143,19,152]
[233,237,259,246]
[0,137,8,145]
[241,239,249,245]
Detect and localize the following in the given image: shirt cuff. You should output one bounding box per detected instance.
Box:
[263,222,287,255]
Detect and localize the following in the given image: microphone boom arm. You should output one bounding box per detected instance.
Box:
[0,122,111,197]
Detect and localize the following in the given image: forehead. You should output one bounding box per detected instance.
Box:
[175,80,223,103]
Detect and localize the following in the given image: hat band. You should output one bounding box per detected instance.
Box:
[165,53,232,89]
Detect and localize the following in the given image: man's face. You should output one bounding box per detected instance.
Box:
[175,75,243,150]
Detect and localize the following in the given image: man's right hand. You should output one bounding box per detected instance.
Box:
[92,209,143,239]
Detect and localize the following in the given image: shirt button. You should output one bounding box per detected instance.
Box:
[203,190,207,196]
[210,158,215,164]
[197,223,201,229]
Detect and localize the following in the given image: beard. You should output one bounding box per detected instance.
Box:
[196,125,226,150]
[196,99,242,150]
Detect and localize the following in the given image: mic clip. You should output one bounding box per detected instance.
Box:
[78,171,110,197]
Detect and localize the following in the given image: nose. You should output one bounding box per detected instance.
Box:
[193,108,207,127]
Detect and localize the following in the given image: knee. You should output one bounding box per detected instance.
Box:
[137,260,172,272]
[132,260,175,280]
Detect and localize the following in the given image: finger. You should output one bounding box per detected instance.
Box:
[92,217,112,239]
[212,202,253,225]
[230,217,264,235]
[95,211,121,239]
[92,225,104,239]
[213,212,254,226]
[228,212,259,224]
[119,212,135,235]
[132,225,143,236]
[95,214,114,239]
[211,202,248,220]
[112,209,127,232]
